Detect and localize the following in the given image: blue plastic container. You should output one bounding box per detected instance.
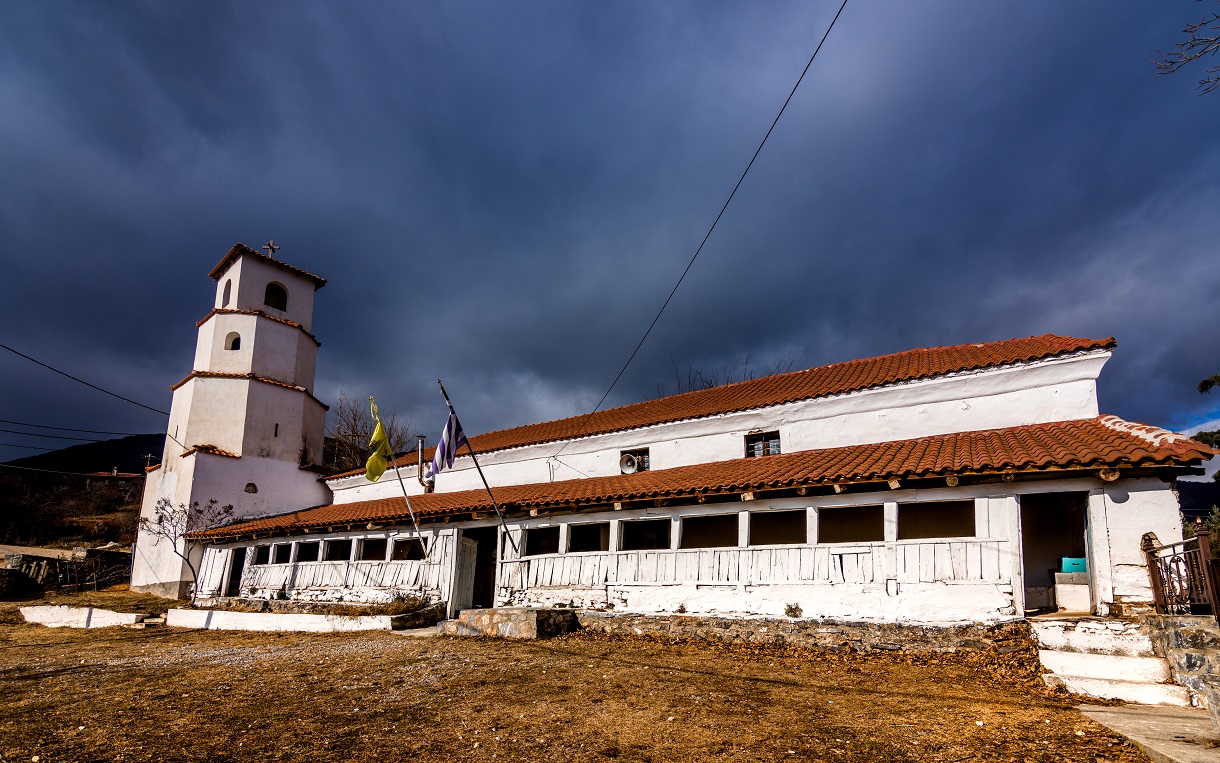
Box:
[1060,557,1087,573]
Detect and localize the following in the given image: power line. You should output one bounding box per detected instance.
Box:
[0,427,104,442]
[0,342,169,416]
[0,443,56,452]
[0,462,141,477]
[551,0,850,459]
[0,418,146,436]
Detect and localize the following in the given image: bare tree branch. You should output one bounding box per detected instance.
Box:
[655,355,797,398]
[1155,5,1220,94]
[323,392,417,471]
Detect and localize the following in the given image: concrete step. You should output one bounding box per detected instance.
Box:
[1029,618,1154,657]
[1039,650,1170,683]
[1042,674,1192,706]
[141,616,166,626]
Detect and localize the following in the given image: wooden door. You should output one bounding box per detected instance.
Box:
[450,538,477,616]
[223,547,246,597]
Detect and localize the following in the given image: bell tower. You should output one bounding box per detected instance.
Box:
[131,243,333,598]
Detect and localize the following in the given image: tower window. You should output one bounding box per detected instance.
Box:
[222,280,232,307]
[225,332,241,351]
[264,282,288,311]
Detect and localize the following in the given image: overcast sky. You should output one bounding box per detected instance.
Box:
[1,1,1218,462]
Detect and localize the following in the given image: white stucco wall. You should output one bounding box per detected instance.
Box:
[1094,478,1183,604]
[20,606,147,628]
[165,608,398,632]
[328,351,1109,504]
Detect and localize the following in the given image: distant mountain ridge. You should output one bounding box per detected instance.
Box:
[4,434,165,475]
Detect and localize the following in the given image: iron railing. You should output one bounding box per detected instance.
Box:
[1142,530,1220,621]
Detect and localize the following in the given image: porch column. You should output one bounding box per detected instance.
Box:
[609,519,621,552]
[883,502,898,542]
[1086,490,1114,616]
[738,510,750,548]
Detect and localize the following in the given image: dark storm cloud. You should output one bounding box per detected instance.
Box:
[0,1,1217,462]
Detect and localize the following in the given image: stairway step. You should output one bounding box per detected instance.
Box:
[1039,650,1170,683]
[1042,674,1192,706]
[1029,618,1154,657]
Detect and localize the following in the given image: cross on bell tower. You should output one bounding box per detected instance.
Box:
[261,240,281,257]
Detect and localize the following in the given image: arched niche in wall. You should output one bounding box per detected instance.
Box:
[225,332,241,351]
[222,279,232,307]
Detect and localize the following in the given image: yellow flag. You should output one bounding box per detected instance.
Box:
[365,397,392,482]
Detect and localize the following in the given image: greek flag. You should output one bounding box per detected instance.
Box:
[426,408,467,478]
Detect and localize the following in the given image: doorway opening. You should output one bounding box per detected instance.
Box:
[462,526,498,608]
[223,547,247,597]
[1020,492,1088,614]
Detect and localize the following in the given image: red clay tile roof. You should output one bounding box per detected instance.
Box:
[195,308,321,346]
[182,444,239,459]
[197,415,1210,540]
[326,334,1116,481]
[170,371,330,410]
[209,243,327,289]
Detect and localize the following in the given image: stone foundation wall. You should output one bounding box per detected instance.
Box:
[575,611,1032,653]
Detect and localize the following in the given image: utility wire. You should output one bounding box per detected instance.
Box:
[0,443,56,452]
[550,0,850,459]
[0,428,105,443]
[0,462,141,476]
[0,342,169,416]
[0,418,145,436]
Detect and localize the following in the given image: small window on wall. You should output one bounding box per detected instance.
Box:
[323,539,352,562]
[619,448,650,474]
[359,538,388,561]
[295,541,320,562]
[818,505,884,544]
[225,332,241,351]
[750,510,807,546]
[620,518,670,551]
[679,514,738,549]
[252,545,271,565]
[524,526,561,556]
[568,522,610,553]
[745,431,781,458]
[271,543,292,564]
[222,280,232,307]
[264,282,288,311]
[897,500,975,540]
[391,538,426,561]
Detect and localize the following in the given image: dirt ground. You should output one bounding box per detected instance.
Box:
[0,593,1152,762]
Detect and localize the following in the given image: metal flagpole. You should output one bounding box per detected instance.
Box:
[388,452,431,562]
[370,396,430,562]
[436,379,520,554]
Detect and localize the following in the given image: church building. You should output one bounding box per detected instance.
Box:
[134,245,1214,625]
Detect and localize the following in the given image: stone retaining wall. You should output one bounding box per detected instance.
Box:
[442,607,580,639]
[575,611,1031,653]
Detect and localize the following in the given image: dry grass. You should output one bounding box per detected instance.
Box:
[0,598,1151,763]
